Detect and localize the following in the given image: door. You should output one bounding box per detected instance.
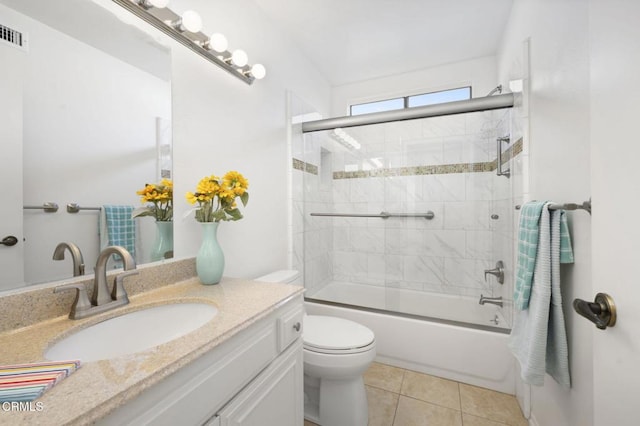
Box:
[590,1,640,424]
[0,40,25,289]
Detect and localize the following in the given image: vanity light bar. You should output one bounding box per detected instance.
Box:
[112,0,265,85]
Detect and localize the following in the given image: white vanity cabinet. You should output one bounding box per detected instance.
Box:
[100,295,304,426]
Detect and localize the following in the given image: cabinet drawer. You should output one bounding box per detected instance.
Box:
[277,306,303,352]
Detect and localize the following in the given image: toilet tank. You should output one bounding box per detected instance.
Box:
[255,270,300,284]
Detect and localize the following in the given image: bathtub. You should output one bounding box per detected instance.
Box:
[305,281,516,394]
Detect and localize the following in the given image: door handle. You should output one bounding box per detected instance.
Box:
[1,236,18,247]
[573,293,616,330]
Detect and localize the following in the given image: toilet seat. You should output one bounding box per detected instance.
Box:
[303,315,375,355]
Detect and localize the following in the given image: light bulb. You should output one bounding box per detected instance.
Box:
[207,33,228,53]
[231,49,248,67]
[251,64,266,79]
[147,0,169,8]
[180,10,202,33]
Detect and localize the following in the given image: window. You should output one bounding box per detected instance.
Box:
[350,86,471,116]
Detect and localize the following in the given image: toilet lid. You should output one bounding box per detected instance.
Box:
[303,315,375,351]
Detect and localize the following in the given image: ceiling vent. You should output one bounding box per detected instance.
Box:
[0,23,28,52]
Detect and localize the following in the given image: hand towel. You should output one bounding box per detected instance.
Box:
[99,205,136,268]
[514,201,546,310]
[514,201,574,309]
[0,360,81,402]
[508,203,573,388]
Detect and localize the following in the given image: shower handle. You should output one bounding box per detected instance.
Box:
[484,261,505,284]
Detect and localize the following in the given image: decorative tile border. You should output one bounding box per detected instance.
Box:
[332,137,523,179]
[292,158,318,175]
[293,138,523,180]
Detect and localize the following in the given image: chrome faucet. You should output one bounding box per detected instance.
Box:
[479,295,503,307]
[52,242,85,276]
[92,246,136,306]
[54,245,138,319]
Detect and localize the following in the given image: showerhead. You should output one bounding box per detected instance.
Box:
[486,85,503,96]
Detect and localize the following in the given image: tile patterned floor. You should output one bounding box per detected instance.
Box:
[304,362,527,426]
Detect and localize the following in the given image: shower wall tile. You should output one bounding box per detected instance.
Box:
[424,230,466,258]
[444,201,491,230]
[385,227,408,254]
[385,255,404,282]
[351,227,386,253]
[333,251,368,278]
[367,254,386,282]
[465,173,494,201]
[444,258,480,287]
[465,231,494,260]
[404,256,445,285]
[437,174,467,201]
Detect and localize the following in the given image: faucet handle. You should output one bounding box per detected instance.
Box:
[111,270,139,302]
[54,283,92,319]
[483,261,505,284]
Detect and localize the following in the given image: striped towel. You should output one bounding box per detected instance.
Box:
[514,201,574,309]
[0,361,81,402]
[100,205,136,267]
[509,203,571,388]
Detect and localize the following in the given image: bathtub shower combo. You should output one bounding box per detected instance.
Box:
[291,93,522,393]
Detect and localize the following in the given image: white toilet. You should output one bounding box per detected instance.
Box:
[255,270,376,426]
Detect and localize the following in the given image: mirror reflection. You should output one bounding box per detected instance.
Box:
[0,0,172,290]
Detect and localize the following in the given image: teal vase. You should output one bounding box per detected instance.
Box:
[151,221,173,261]
[196,222,225,285]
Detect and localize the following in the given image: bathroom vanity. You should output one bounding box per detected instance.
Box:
[0,259,304,425]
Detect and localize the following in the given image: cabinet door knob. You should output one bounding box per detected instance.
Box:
[293,322,301,332]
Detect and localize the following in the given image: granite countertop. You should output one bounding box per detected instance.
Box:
[0,275,304,425]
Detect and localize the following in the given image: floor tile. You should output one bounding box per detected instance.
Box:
[400,369,460,410]
[459,383,527,426]
[366,385,400,426]
[393,396,462,426]
[462,413,510,426]
[364,362,406,393]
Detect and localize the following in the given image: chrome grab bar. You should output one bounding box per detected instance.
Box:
[310,211,435,220]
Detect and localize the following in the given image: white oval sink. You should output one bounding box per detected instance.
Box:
[45,303,218,362]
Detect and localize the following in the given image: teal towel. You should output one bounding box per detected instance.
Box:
[101,205,136,263]
[514,201,574,310]
[514,201,546,309]
[509,204,572,388]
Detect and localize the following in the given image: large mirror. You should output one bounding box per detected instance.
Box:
[0,0,172,290]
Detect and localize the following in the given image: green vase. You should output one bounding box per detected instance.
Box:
[196,222,225,285]
[151,221,173,262]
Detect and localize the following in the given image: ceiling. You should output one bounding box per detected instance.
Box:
[253,0,514,86]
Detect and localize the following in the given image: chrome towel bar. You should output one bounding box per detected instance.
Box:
[515,199,591,215]
[310,211,435,220]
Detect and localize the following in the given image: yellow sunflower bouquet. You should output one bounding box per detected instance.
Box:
[132,178,173,221]
[186,171,249,222]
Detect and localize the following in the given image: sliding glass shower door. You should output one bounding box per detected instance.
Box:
[294,106,518,329]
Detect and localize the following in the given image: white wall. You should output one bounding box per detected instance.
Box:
[170,0,331,279]
[497,1,593,425]
[330,55,498,116]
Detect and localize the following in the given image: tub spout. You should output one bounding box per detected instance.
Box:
[479,295,503,308]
